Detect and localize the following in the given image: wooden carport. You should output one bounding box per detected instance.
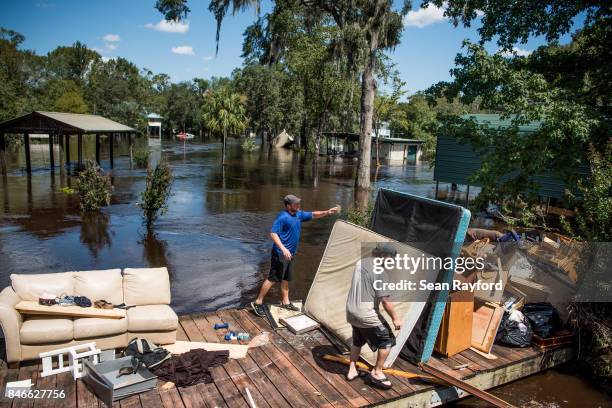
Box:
[0,111,136,174]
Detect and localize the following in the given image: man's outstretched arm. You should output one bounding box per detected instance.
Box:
[312,207,338,219]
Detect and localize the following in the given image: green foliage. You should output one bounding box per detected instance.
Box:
[241,137,257,152]
[343,204,373,228]
[140,160,173,228]
[425,1,610,239]
[55,90,88,113]
[59,186,76,195]
[202,87,248,163]
[132,149,150,168]
[562,143,612,241]
[76,160,111,211]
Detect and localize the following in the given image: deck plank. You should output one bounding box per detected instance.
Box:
[0,366,19,408]
[192,312,271,408]
[225,310,334,408]
[11,362,39,408]
[137,389,165,408]
[265,313,384,406]
[231,309,361,408]
[310,325,418,401]
[179,315,249,408]
[198,311,287,408]
[76,377,100,408]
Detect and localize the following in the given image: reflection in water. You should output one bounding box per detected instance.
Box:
[140,229,170,269]
[80,211,112,259]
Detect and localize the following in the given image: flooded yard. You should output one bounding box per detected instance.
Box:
[0,136,436,314]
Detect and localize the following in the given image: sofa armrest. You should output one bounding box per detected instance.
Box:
[0,286,23,363]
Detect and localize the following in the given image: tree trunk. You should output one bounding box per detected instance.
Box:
[222,127,226,166]
[374,126,380,166]
[356,34,378,190]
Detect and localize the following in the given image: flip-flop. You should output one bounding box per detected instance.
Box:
[346,371,366,382]
[366,374,392,390]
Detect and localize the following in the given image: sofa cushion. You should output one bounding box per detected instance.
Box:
[20,316,73,345]
[74,269,123,305]
[123,268,171,305]
[127,305,178,332]
[73,317,128,339]
[11,272,75,301]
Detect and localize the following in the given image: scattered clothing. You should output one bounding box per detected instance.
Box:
[151,349,229,387]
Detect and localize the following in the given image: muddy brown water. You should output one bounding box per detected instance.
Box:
[0,136,608,407]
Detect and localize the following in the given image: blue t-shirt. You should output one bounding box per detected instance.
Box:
[271,210,313,255]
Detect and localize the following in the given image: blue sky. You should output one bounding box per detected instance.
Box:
[1,1,582,94]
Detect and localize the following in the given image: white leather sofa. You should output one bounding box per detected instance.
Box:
[0,267,178,363]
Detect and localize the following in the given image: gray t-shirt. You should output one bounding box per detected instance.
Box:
[346,257,392,328]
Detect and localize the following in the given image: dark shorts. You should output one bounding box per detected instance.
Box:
[268,249,294,282]
[352,322,396,352]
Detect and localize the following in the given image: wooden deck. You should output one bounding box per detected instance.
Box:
[0,309,574,408]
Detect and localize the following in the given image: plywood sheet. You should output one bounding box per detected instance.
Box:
[471,301,504,353]
[164,341,249,359]
[16,301,126,319]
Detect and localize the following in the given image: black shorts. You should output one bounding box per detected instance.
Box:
[268,249,294,282]
[352,322,396,352]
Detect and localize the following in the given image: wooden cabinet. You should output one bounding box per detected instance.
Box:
[434,291,474,357]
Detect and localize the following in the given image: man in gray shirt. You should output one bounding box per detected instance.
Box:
[345,243,401,390]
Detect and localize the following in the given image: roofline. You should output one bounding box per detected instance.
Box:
[0,111,136,133]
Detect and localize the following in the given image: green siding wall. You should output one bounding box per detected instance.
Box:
[433,114,583,199]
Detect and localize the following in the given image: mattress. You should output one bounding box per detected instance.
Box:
[304,220,440,367]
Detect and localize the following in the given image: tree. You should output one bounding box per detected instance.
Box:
[141,160,173,228]
[373,69,405,165]
[55,90,88,113]
[154,0,410,191]
[424,0,609,225]
[202,87,248,165]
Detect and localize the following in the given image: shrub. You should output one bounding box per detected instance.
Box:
[241,137,257,152]
[76,160,111,211]
[141,160,173,228]
[132,149,150,168]
[343,204,373,227]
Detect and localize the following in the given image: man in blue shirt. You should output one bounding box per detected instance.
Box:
[251,194,338,316]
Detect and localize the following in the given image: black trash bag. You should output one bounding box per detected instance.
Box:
[522,302,561,338]
[495,310,533,347]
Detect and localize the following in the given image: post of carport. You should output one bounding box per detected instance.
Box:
[95,133,100,165]
[77,133,83,167]
[65,134,71,167]
[24,133,31,173]
[109,133,114,168]
[48,133,55,171]
[465,184,470,207]
[0,133,6,175]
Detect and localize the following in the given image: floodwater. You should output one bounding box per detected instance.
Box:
[0,136,437,314]
[0,136,609,407]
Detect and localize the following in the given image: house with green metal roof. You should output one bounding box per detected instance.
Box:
[433,114,586,202]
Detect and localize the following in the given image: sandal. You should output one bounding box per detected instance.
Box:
[366,374,392,390]
[94,300,114,309]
